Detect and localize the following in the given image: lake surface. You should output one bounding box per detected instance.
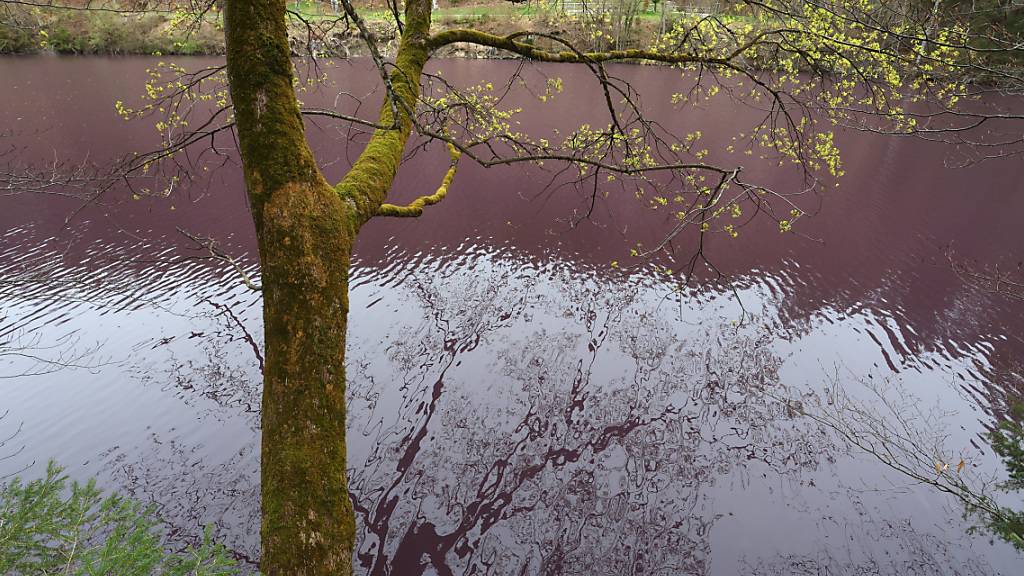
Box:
[1,56,1023,574]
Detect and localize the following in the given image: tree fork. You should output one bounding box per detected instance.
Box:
[223,0,437,572]
[224,0,360,573]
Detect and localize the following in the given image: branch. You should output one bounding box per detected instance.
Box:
[376,142,461,218]
[299,108,395,131]
[176,227,262,291]
[428,29,710,64]
[948,248,1024,302]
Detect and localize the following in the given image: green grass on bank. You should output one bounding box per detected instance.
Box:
[286,1,533,21]
[284,1,707,23]
[1,9,222,55]
[1,0,740,55]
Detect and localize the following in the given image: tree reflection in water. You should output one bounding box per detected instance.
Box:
[744,515,996,576]
[345,257,835,575]
[13,233,1016,574]
[0,410,29,481]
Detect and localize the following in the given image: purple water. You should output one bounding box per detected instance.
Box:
[1,56,1023,574]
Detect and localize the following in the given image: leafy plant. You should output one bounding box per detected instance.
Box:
[0,461,239,575]
[982,403,1024,549]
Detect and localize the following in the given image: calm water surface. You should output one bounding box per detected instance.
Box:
[1,57,1023,574]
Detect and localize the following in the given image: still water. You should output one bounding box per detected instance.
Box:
[1,56,1023,574]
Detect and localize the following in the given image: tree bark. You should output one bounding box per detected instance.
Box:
[224,0,359,573]
[223,0,433,573]
[255,181,357,575]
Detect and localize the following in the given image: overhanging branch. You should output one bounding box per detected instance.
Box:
[377,143,461,218]
[428,29,710,65]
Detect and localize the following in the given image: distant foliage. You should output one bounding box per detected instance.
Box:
[0,462,239,575]
[0,6,224,55]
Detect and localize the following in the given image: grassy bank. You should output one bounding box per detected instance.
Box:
[0,2,682,56]
[0,7,224,55]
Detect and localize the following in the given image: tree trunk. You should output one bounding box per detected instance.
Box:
[224,0,360,573]
[257,183,357,574]
[223,0,434,572]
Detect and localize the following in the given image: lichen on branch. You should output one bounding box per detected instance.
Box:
[377,143,462,218]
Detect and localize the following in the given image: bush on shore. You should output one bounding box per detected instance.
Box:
[0,461,239,575]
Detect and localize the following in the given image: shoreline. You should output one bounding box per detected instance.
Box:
[0,4,670,57]
[3,7,1018,85]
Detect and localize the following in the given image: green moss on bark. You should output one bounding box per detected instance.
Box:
[224,1,366,574]
[223,0,440,573]
[335,1,434,225]
[258,181,356,576]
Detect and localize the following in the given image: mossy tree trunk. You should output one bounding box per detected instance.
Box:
[224,0,358,572]
[223,0,432,574]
